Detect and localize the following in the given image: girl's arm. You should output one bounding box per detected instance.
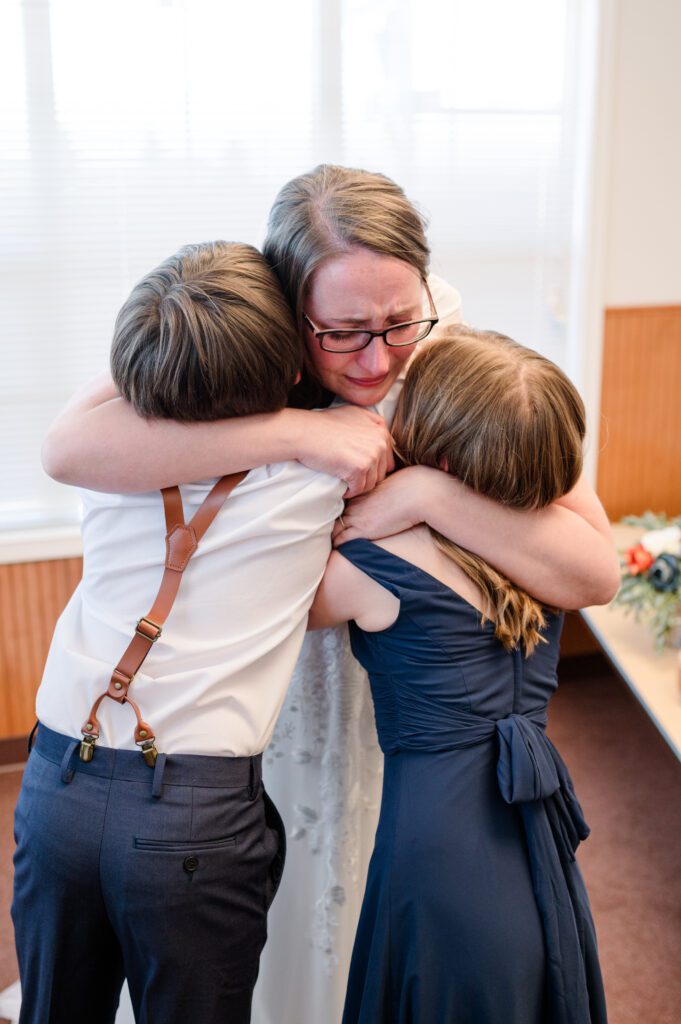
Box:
[334,468,620,610]
[308,553,365,630]
[308,551,399,631]
[41,373,394,497]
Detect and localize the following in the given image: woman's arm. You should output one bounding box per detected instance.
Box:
[42,373,394,496]
[334,468,620,609]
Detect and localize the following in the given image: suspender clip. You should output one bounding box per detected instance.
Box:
[139,738,159,767]
[79,733,98,762]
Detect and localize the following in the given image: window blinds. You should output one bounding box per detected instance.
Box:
[1,0,579,529]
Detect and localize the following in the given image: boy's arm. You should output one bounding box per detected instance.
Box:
[42,373,394,497]
[334,468,620,610]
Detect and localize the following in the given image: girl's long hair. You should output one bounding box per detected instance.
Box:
[391,327,586,654]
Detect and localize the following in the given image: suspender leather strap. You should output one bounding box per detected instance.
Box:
[80,472,247,763]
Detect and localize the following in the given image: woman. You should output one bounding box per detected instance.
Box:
[43,165,618,1024]
[310,328,608,1024]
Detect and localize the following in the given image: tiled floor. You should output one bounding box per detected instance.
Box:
[1,655,679,1023]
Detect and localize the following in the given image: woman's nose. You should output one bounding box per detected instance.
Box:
[356,336,391,376]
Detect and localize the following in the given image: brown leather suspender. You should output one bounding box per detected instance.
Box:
[79,472,247,765]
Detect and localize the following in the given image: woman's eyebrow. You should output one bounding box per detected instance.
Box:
[324,306,420,327]
[322,314,373,326]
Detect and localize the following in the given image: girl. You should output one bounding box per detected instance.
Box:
[310,326,607,1024]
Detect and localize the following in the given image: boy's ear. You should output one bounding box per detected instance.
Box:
[439,458,449,472]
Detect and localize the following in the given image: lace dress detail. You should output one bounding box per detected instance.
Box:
[263,626,383,968]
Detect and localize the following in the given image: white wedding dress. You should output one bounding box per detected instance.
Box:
[251,627,383,1024]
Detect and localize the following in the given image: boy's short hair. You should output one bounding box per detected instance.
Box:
[110,241,301,421]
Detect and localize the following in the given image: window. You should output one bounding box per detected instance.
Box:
[1,0,587,529]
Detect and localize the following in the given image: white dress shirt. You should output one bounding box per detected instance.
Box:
[36,463,344,756]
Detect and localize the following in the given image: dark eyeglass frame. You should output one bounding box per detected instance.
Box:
[303,279,439,353]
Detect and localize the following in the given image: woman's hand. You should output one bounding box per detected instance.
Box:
[42,373,394,495]
[334,467,423,542]
[297,406,394,498]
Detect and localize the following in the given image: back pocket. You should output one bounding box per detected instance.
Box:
[134,834,237,853]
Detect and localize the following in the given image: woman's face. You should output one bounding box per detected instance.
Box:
[303,248,426,407]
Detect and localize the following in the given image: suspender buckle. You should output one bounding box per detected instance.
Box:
[138,738,159,767]
[135,617,162,643]
[79,731,98,762]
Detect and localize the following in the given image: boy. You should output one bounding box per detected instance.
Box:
[13,242,347,1024]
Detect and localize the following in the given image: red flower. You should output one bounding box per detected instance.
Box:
[625,544,654,575]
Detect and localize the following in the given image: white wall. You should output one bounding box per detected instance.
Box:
[604,0,681,307]
[569,0,681,481]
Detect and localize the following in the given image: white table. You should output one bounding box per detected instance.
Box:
[580,525,681,762]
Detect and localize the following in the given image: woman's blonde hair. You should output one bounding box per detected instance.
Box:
[110,241,301,421]
[263,164,430,330]
[391,326,586,654]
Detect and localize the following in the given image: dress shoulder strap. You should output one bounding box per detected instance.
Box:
[336,538,443,604]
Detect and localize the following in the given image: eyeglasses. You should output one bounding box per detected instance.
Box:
[303,280,439,354]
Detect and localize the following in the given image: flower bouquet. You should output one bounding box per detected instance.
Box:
[615,513,681,648]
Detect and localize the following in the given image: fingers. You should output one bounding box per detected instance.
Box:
[332,525,362,547]
[331,517,345,540]
[343,472,367,500]
[372,443,387,490]
[362,464,378,496]
[376,437,395,483]
[361,424,392,493]
[319,405,394,497]
[348,458,380,497]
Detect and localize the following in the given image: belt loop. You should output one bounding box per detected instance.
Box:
[248,756,261,801]
[151,752,167,799]
[27,720,39,755]
[60,739,79,784]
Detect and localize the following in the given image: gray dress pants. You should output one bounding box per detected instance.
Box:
[12,724,285,1024]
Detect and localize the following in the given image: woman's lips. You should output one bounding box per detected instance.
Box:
[346,374,389,388]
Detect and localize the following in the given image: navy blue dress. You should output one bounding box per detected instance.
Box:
[339,540,607,1024]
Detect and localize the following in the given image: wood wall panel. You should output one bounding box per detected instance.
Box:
[0,559,82,739]
[597,306,681,520]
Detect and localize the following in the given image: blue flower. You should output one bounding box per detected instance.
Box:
[647,554,680,593]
